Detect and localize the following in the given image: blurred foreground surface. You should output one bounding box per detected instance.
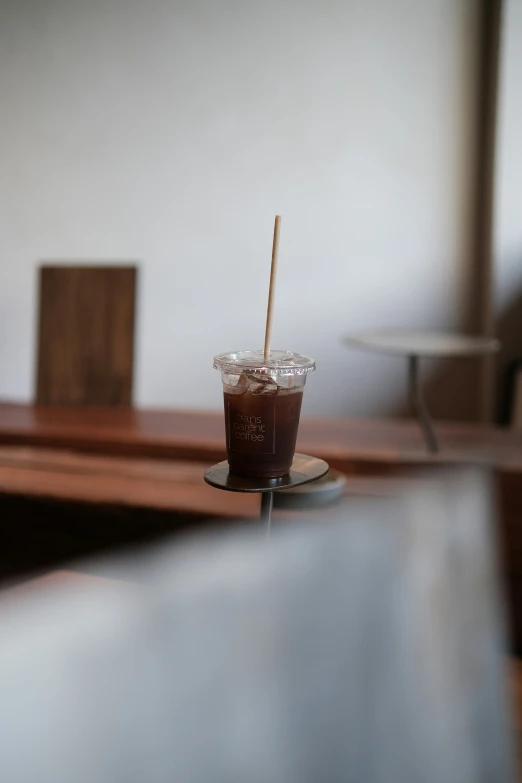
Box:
[0,469,516,783]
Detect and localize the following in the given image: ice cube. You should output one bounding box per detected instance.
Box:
[223,373,249,395]
[276,374,295,390]
[250,377,278,396]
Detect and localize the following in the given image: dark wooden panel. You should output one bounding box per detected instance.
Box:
[36,266,136,406]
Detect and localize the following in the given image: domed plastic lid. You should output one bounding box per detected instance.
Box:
[213,349,315,376]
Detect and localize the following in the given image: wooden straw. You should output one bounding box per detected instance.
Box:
[264,215,281,361]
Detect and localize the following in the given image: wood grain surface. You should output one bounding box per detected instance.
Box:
[36,266,136,406]
[0,403,521,469]
[0,447,259,519]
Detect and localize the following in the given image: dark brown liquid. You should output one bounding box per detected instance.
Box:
[224,389,303,478]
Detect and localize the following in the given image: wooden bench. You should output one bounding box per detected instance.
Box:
[0,446,259,518]
[0,402,521,470]
[1,403,522,651]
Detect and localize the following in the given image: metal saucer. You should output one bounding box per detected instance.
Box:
[204,453,329,493]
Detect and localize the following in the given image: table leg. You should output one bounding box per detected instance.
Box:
[260,491,274,535]
[408,355,439,453]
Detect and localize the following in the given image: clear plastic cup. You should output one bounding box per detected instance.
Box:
[213,350,315,478]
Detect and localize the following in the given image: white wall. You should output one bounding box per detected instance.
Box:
[0,0,476,416]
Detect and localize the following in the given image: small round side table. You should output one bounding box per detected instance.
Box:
[344,331,500,453]
[204,454,329,534]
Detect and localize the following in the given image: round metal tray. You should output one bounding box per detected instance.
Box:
[204,453,329,494]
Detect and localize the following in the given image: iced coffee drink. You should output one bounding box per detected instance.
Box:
[214,350,315,478]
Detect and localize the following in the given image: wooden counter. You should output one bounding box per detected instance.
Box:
[0,402,521,470]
